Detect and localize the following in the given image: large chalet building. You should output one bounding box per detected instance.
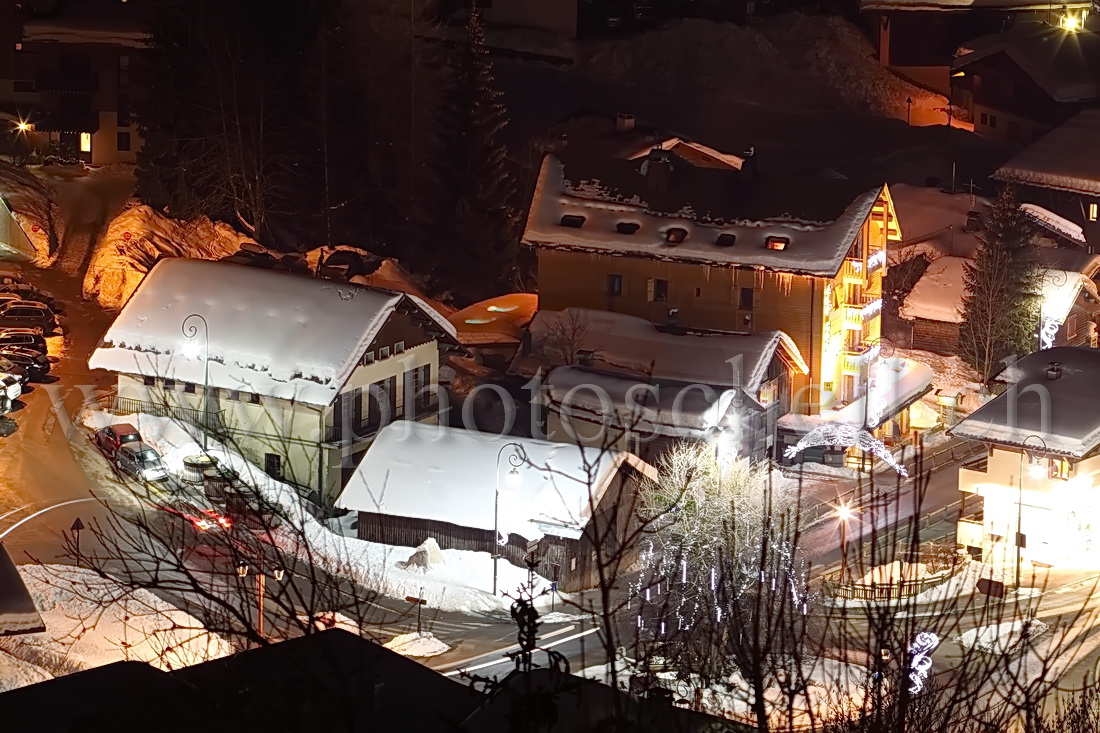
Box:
[951,21,1100,144]
[523,143,934,461]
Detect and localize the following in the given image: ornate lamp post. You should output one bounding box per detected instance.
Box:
[494,442,527,596]
[236,561,285,642]
[181,313,210,452]
[1017,435,1048,588]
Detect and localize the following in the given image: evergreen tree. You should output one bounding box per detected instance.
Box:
[958,184,1039,383]
[426,6,520,302]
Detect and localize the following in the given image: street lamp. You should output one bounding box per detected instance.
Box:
[237,561,285,641]
[835,503,857,580]
[1017,435,1048,589]
[494,442,526,596]
[181,313,210,452]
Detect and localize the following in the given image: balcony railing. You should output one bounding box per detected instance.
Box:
[839,259,864,282]
[111,396,226,433]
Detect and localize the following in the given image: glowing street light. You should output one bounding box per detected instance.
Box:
[15,121,29,133]
[1017,435,1048,588]
[835,503,857,579]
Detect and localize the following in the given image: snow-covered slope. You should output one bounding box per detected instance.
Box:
[83,205,255,309]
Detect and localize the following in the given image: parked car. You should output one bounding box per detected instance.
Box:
[0,346,49,381]
[0,358,28,386]
[0,328,47,354]
[0,301,57,334]
[0,284,61,312]
[116,442,170,482]
[158,494,233,532]
[94,423,142,460]
[0,373,20,412]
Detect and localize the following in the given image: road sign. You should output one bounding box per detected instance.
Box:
[123,231,132,241]
[30,224,39,233]
[70,517,84,532]
[977,578,1006,598]
[550,582,558,593]
[405,596,426,605]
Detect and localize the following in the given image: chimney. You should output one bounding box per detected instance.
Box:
[615,112,636,133]
[741,145,758,186]
[644,148,674,194]
[1047,362,1063,380]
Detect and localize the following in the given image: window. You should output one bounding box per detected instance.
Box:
[647,278,668,302]
[249,392,261,404]
[665,227,688,244]
[560,215,585,228]
[264,453,282,479]
[765,236,789,251]
[394,341,405,354]
[716,233,737,247]
[845,329,862,351]
[989,115,997,129]
[1090,203,1098,222]
[570,557,577,571]
[1069,314,1079,339]
[694,287,702,298]
[117,132,131,152]
[379,346,391,360]
[607,274,623,297]
[164,379,176,390]
[1050,458,1071,480]
[846,283,863,305]
[117,94,130,127]
[412,364,432,408]
[615,222,640,235]
[739,287,753,310]
[361,351,375,366]
[143,376,156,387]
[980,112,989,126]
[227,389,240,401]
[79,132,91,153]
[13,43,21,51]
[184,382,196,394]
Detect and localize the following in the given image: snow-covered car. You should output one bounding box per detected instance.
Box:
[0,346,50,381]
[0,283,62,312]
[94,422,142,460]
[0,328,47,354]
[0,357,28,386]
[116,442,170,482]
[0,373,20,412]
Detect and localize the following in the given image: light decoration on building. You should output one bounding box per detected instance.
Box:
[784,423,908,476]
[861,298,882,319]
[907,631,940,694]
[867,249,886,272]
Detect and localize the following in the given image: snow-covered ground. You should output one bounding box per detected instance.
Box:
[893,346,984,417]
[383,631,451,658]
[81,410,554,615]
[956,618,1050,655]
[83,204,253,309]
[0,563,232,691]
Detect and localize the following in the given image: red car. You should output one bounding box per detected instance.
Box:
[93,423,143,460]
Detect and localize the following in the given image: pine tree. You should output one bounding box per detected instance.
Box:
[426,7,520,302]
[958,184,1039,384]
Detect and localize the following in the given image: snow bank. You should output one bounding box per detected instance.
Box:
[0,564,232,681]
[955,618,1050,654]
[857,560,930,585]
[83,205,254,309]
[0,162,59,266]
[383,631,451,658]
[81,410,549,614]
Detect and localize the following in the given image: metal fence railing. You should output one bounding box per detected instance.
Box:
[111,395,226,433]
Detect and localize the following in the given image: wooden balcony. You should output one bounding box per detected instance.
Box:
[838,259,865,282]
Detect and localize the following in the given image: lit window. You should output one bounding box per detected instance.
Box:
[79,132,92,153]
[1050,458,1071,480]
[765,236,789,251]
[13,43,21,51]
[1090,203,1098,222]
[647,278,668,302]
[665,227,687,244]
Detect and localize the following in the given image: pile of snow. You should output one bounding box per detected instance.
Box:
[578,13,942,119]
[81,410,550,615]
[0,162,59,266]
[83,205,255,309]
[0,564,232,685]
[955,618,1050,655]
[893,347,983,415]
[383,631,451,658]
[900,255,966,323]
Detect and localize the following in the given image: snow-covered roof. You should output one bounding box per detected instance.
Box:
[22,0,150,47]
[543,365,753,439]
[821,357,935,429]
[860,0,1087,10]
[336,421,656,541]
[510,308,809,390]
[625,137,744,171]
[901,255,1091,325]
[448,293,538,346]
[523,154,884,277]
[950,347,1100,457]
[996,109,1100,196]
[953,24,1100,104]
[88,259,458,407]
[900,256,967,323]
[888,184,987,258]
[1021,203,1087,245]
